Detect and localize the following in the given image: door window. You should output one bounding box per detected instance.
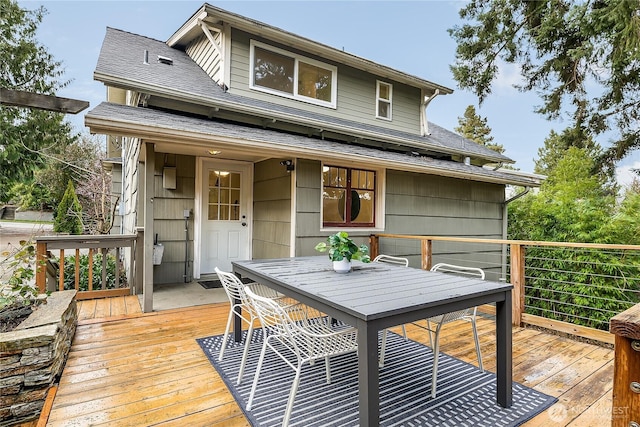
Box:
[208,171,241,221]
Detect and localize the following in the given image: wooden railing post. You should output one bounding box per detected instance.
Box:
[36,241,47,293]
[421,239,432,271]
[135,227,144,296]
[510,243,525,327]
[369,235,379,260]
[610,303,640,427]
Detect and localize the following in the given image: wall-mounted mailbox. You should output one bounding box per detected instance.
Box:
[163,167,176,189]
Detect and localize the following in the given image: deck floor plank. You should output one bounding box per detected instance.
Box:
[45,298,614,426]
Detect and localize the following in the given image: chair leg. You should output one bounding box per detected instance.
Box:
[282,364,303,427]
[324,356,331,383]
[426,319,434,349]
[379,329,388,368]
[471,318,484,372]
[401,324,407,340]
[218,309,235,361]
[431,323,443,399]
[247,339,269,411]
[236,323,255,385]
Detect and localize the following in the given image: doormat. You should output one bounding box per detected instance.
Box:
[197,329,557,426]
[199,277,254,289]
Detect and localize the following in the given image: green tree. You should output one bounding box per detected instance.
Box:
[449,0,640,169]
[455,105,504,154]
[54,180,83,235]
[0,0,76,202]
[508,146,639,329]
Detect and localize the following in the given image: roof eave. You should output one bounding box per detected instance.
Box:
[166,3,453,95]
[94,71,508,164]
[85,111,538,187]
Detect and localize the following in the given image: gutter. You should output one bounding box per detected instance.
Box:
[85,110,539,187]
[500,186,531,281]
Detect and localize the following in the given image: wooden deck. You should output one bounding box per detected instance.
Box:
[39,297,614,426]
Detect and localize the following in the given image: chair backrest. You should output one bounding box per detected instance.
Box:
[430,262,485,280]
[244,286,296,337]
[215,267,252,307]
[373,254,409,267]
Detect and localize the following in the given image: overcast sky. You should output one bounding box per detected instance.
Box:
[17,0,640,185]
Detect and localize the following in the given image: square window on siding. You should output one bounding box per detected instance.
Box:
[322,165,376,227]
[253,46,294,95]
[376,81,392,120]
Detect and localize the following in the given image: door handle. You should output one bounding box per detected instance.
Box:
[241,222,247,227]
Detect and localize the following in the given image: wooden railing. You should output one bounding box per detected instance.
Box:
[35,232,141,300]
[610,303,640,426]
[370,234,640,346]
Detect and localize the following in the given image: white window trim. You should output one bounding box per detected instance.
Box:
[319,164,386,232]
[376,80,393,121]
[250,40,338,109]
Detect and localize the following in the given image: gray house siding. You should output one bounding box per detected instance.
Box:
[149,153,196,284]
[291,162,505,279]
[228,30,422,135]
[186,33,223,85]
[382,170,505,280]
[293,159,371,256]
[252,159,292,259]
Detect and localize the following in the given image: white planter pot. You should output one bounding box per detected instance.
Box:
[333,259,352,273]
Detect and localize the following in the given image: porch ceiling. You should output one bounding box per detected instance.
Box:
[86,102,542,187]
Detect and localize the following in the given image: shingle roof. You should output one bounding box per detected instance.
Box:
[94,28,513,164]
[86,102,540,187]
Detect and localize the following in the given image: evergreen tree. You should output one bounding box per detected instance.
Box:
[449,0,640,169]
[455,105,504,154]
[54,180,83,235]
[0,0,76,202]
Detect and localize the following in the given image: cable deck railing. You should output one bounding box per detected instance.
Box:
[370,234,640,346]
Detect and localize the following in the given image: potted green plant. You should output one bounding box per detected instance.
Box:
[314,231,370,273]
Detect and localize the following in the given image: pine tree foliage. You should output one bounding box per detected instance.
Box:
[54,180,83,235]
[449,0,640,168]
[455,105,505,154]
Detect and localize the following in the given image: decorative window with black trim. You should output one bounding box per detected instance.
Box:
[322,166,375,227]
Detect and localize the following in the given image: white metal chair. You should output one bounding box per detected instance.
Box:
[215,267,298,385]
[427,262,485,398]
[245,286,358,427]
[374,255,409,368]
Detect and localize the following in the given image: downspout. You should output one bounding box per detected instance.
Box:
[501,186,531,281]
[421,89,440,136]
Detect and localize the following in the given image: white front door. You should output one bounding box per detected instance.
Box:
[198,160,252,274]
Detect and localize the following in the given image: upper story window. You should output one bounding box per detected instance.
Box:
[376,81,392,120]
[250,40,337,108]
[322,165,376,227]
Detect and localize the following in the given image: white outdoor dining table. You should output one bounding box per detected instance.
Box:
[232,256,513,426]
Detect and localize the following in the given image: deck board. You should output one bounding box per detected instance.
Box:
[44,298,614,426]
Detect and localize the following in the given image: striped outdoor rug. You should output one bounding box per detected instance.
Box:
[197,329,556,426]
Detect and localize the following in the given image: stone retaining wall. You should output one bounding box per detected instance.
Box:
[0,290,77,425]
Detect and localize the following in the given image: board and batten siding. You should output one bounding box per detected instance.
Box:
[252,159,292,259]
[148,153,196,285]
[228,30,422,135]
[185,33,224,84]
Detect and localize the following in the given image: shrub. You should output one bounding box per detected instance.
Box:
[54,180,83,234]
[59,252,128,291]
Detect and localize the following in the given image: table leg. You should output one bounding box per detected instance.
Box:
[357,319,380,426]
[496,291,513,407]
